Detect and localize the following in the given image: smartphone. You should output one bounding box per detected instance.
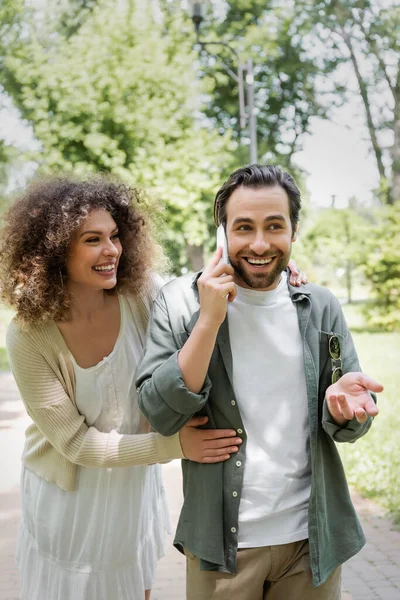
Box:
[216,225,229,265]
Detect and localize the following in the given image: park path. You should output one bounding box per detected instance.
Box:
[1,371,399,600]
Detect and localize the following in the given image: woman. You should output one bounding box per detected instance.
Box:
[0,176,245,600]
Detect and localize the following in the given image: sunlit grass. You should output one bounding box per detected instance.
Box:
[341,303,400,524]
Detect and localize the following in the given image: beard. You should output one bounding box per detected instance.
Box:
[231,249,291,290]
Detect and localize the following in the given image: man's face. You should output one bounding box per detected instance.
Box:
[225,185,296,291]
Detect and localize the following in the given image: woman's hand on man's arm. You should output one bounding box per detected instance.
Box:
[179,416,242,463]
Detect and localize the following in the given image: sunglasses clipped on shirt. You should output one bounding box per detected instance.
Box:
[328,333,343,384]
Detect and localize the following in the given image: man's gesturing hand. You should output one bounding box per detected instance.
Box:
[197,248,236,328]
[325,372,383,426]
[179,416,242,463]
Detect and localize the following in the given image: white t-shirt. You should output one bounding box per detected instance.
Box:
[227,272,311,547]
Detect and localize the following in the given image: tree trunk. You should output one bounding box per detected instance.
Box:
[358,19,399,204]
[391,76,400,203]
[186,243,205,272]
[341,31,386,187]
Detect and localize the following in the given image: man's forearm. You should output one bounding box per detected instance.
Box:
[178,317,220,394]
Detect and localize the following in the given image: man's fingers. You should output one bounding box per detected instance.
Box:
[356,373,384,393]
[208,247,223,269]
[328,394,353,421]
[217,275,234,285]
[365,397,379,417]
[328,392,379,424]
[212,261,234,277]
[326,395,342,420]
[354,407,368,423]
[337,394,355,420]
[220,282,236,297]
[200,248,223,277]
[228,285,237,303]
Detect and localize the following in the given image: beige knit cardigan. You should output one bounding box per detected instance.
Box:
[6,275,184,491]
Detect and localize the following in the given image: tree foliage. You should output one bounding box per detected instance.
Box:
[0,0,399,279]
[302,202,400,330]
[0,0,232,271]
[184,0,399,201]
[296,0,400,203]
[0,138,19,210]
[187,0,326,168]
[363,204,400,330]
[301,204,370,302]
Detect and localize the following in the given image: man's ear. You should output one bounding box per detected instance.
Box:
[292,225,298,242]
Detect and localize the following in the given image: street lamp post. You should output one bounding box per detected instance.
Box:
[188,0,258,163]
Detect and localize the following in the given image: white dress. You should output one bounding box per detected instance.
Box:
[17,296,170,600]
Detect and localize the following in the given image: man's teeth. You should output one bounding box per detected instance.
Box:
[93,265,114,272]
[246,257,273,265]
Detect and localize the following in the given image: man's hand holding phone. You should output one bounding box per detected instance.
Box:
[178,247,236,393]
[197,248,237,328]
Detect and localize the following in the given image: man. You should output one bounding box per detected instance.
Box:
[136,164,383,600]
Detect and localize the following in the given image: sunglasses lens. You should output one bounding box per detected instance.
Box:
[332,367,343,384]
[329,336,341,360]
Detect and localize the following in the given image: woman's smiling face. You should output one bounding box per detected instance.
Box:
[225,185,296,291]
[66,209,122,291]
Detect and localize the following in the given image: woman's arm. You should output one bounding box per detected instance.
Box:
[7,323,238,467]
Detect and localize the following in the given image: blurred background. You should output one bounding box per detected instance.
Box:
[0,0,399,523]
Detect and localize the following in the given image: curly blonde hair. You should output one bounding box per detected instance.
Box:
[0,175,160,325]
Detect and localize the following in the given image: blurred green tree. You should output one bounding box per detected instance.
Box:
[0,139,18,211]
[363,204,400,330]
[0,0,232,272]
[180,0,327,170]
[302,204,370,303]
[296,0,399,204]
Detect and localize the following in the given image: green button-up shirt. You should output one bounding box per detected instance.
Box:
[137,272,375,587]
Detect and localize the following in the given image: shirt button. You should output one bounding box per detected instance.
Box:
[236,461,242,467]
[232,491,238,497]
[237,428,243,434]
[231,527,237,533]
[231,400,236,406]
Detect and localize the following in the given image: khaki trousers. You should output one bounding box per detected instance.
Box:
[186,540,341,600]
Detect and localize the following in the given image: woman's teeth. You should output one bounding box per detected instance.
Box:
[93,265,114,272]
